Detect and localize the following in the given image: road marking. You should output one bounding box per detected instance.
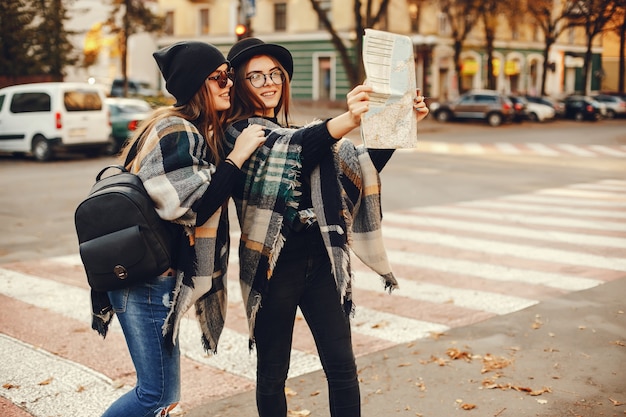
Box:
[0,333,128,416]
[384,212,626,249]
[414,141,626,158]
[526,143,561,156]
[355,270,537,315]
[385,249,602,291]
[2,177,624,417]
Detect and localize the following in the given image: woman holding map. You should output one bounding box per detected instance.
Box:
[224,37,428,417]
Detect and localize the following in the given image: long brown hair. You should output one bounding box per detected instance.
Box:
[227,55,292,127]
[120,78,227,166]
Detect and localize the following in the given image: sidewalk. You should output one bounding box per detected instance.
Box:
[186,277,626,417]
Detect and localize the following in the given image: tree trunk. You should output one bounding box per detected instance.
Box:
[540,38,554,96]
[618,13,626,94]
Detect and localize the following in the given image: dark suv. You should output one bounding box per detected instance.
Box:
[562,95,603,121]
[431,90,514,126]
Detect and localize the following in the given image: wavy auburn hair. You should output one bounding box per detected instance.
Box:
[121,78,227,165]
[227,55,292,127]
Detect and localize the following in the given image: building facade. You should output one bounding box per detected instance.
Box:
[147,0,607,101]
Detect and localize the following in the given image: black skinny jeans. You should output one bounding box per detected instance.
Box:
[253,225,360,417]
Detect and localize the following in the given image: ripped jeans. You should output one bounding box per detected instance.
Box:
[102,275,181,417]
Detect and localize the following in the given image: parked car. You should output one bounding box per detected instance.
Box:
[507,95,529,123]
[110,78,158,97]
[525,101,556,122]
[0,82,111,161]
[524,95,565,118]
[430,90,514,127]
[105,97,153,155]
[562,95,604,121]
[591,94,626,119]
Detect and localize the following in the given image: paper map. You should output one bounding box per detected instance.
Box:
[360,29,418,149]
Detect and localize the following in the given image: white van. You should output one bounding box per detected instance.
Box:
[0,82,111,161]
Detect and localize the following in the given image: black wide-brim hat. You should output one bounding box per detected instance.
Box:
[227,38,293,80]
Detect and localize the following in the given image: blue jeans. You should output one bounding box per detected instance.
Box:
[102,275,181,417]
[254,226,361,417]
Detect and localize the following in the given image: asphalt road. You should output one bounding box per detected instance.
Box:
[1,117,623,264]
[0,116,625,417]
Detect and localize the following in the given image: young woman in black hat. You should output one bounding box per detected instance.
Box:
[224,37,429,417]
[91,40,266,417]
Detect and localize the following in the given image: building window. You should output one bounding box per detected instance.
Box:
[274,3,287,32]
[438,13,450,36]
[164,11,174,36]
[532,23,540,42]
[199,8,209,35]
[317,0,331,30]
[511,25,519,40]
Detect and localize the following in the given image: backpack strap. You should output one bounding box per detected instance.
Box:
[124,140,140,168]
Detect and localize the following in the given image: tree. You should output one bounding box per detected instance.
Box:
[0,0,76,83]
[0,0,41,77]
[436,0,481,94]
[309,0,391,86]
[478,0,503,90]
[607,0,626,93]
[33,0,79,80]
[567,0,620,95]
[106,0,164,97]
[526,0,578,96]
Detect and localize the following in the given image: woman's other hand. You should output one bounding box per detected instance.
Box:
[226,124,266,168]
[414,89,429,123]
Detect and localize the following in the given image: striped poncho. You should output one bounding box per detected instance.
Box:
[225,117,398,347]
[91,116,230,354]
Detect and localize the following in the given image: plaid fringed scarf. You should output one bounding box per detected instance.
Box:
[91,116,229,354]
[225,117,397,347]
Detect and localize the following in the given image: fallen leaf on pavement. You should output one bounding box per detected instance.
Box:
[609,398,625,406]
[460,403,476,410]
[285,387,297,397]
[446,347,472,362]
[38,377,53,386]
[287,409,311,416]
[481,354,512,373]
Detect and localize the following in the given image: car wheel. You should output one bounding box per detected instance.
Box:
[487,113,502,127]
[32,136,53,162]
[528,112,539,122]
[606,109,616,119]
[574,111,584,122]
[436,110,451,123]
[103,135,119,156]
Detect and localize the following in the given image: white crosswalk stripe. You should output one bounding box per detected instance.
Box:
[416,141,626,157]
[1,178,625,417]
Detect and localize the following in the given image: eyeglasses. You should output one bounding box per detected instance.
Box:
[246,70,285,88]
[207,68,235,88]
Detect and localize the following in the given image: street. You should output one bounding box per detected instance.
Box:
[0,117,625,416]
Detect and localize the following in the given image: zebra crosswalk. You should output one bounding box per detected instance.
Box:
[1,178,625,417]
[415,141,626,157]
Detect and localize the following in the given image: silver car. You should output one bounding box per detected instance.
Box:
[592,94,626,119]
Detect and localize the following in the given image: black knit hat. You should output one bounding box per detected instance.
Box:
[227,38,293,80]
[153,41,228,106]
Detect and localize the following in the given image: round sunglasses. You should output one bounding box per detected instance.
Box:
[246,70,285,88]
[207,68,235,88]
